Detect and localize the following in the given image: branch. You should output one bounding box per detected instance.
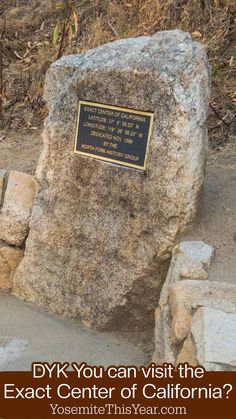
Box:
[210,103,231,127]
[108,21,119,38]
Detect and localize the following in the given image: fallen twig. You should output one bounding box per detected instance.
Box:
[108,21,119,38]
[210,103,231,127]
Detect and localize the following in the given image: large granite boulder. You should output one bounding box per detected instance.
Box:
[13,30,211,329]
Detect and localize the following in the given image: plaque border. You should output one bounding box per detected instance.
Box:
[74,100,154,171]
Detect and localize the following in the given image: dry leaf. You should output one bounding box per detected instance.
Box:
[23,57,31,64]
[229,56,234,67]
[68,23,73,44]
[53,21,60,46]
[191,31,202,39]
[73,11,79,36]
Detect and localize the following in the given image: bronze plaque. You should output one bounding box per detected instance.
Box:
[74,100,154,170]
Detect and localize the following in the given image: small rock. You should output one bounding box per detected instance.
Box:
[179,241,214,268]
[0,246,23,272]
[179,254,208,279]
[160,241,213,288]
[0,252,10,288]
[191,307,236,369]
[0,171,36,246]
[169,280,236,342]
[176,334,197,366]
[0,246,23,289]
[191,31,202,39]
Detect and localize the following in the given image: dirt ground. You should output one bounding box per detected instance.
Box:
[0,130,42,174]
[0,291,152,370]
[184,144,236,285]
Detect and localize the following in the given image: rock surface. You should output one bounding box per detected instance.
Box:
[0,246,23,289]
[178,241,214,279]
[178,241,214,268]
[0,253,10,288]
[13,30,210,329]
[176,334,197,366]
[191,307,236,370]
[169,280,236,342]
[0,171,36,246]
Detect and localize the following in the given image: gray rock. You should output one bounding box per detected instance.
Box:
[191,307,236,370]
[178,241,214,268]
[177,241,214,280]
[13,30,210,329]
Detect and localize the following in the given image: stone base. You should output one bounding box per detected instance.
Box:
[153,240,236,371]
